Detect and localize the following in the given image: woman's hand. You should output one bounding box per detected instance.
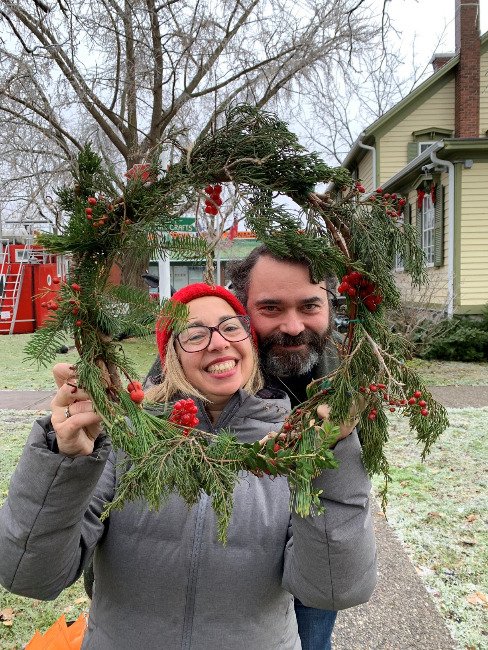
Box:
[50,363,103,457]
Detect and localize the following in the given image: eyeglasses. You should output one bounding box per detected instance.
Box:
[176,315,251,352]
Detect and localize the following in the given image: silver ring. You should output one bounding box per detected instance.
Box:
[64,405,72,419]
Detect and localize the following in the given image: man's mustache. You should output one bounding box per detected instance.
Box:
[261,331,321,348]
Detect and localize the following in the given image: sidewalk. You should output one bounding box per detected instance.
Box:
[2,386,486,649]
[1,385,487,411]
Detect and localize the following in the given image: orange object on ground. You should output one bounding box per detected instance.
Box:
[25,613,87,649]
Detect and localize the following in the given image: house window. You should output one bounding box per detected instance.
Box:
[395,251,404,272]
[418,141,436,154]
[421,194,435,266]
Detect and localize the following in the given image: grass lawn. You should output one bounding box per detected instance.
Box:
[373,409,488,650]
[0,333,158,390]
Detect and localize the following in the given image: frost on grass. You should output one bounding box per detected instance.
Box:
[374,408,488,650]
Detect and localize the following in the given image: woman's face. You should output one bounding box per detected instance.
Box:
[176,296,254,405]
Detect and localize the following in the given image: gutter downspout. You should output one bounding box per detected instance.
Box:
[430,147,455,318]
[358,136,377,189]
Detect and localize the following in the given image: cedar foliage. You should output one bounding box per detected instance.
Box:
[25,104,448,540]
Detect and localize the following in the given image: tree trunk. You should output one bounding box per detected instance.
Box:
[120,252,151,291]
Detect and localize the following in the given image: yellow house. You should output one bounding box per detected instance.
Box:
[342,0,488,316]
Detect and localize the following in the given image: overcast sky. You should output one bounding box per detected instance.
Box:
[382,0,488,66]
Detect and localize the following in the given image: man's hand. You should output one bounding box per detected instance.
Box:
[50,363,103,457]
[317,397,365,442]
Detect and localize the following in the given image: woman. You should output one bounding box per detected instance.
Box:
[0,283,376,649]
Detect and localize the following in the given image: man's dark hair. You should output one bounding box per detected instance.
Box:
[226,245,336,307]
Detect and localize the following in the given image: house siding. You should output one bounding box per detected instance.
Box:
[459,162,488,309]
[480,49,488,135]
[378,79,455,184]
[358,152,374,191]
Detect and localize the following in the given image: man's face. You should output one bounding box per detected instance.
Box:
[246,256,330,377]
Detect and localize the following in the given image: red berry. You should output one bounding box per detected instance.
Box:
[418,400,427,407]
[52,277,60,284]
[182,428,190,436]
[75,320,82,326]
[41,301,47,308]
[368,412,376,420]
[413,390,422,398]
[72,307,79,315]
[377,383,386,390]
[369,384,378,392]
[130,389,145,403]
[71,283,81,291]
[389,407,396,412]
[348,271,362,285]
[283,422,292,431]
[127,381,143,393]
[85,207,93,216]
[50,302,59,311]
[273,443,281,453]
[376,187,383,193]
[87,196,97,206]
[420,409,429,417]
[408,397,416,405]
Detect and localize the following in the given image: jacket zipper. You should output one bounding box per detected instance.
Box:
[180,393,242,649]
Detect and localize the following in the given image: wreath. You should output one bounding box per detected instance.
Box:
[26,105,448,543]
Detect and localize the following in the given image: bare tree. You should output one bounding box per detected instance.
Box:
[0,0,385,283]
[292,26,449,164]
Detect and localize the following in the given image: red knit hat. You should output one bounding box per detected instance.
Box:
[156,283,257,366]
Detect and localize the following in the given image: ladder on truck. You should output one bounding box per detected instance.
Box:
[0,239,47,334]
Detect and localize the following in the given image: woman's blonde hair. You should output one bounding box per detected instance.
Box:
[145,332,263,404]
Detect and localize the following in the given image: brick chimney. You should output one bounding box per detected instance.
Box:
[430,53,454,72]
[455,0,480,137]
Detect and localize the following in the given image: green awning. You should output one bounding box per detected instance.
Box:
[169,238,260,262]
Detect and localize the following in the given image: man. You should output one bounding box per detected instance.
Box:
[225,245,375,650]
[142,245,376,650]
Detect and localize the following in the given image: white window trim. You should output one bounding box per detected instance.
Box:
[421,194,435,267]
[418,141,436,155]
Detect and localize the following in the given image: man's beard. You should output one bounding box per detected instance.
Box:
[259,329,330,377]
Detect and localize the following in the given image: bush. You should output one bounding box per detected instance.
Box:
[421,307,488,362]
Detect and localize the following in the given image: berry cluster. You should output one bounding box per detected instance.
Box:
[369,187,406,219]
[354,180,366,193]
[84,195,118,228]
[169,398,200,436]
[360,384,429,419]
[42,299,59,311]
[337,271,383,312]
[203,185,222,215]
[127,380,144,403]
[41,280,85,325]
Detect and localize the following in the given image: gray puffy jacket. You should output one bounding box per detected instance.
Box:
[0,389,376,649]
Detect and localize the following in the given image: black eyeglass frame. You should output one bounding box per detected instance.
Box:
[176,315,251,353]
